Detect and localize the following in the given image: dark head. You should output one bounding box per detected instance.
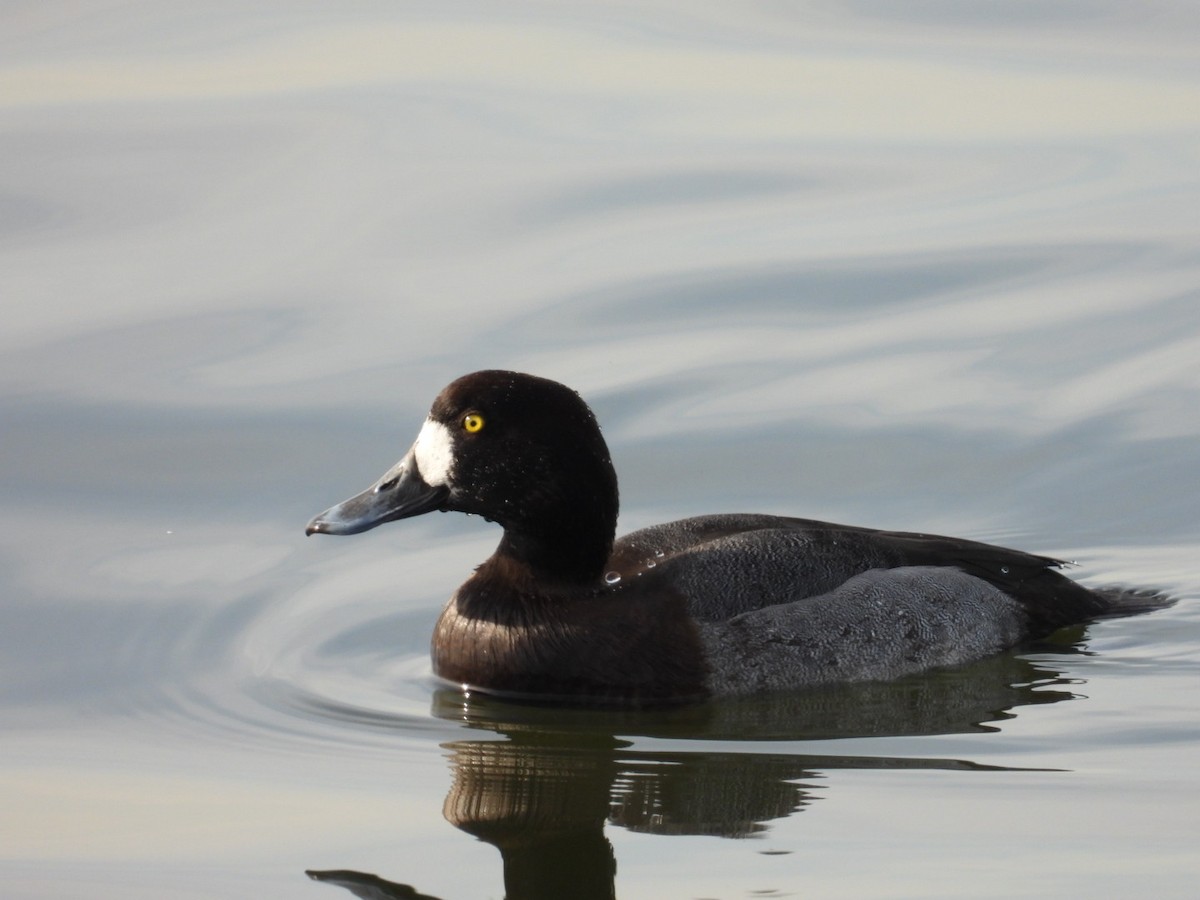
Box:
[307,370,620,584]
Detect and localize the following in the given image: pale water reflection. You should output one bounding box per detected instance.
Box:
[3,2,1200,899]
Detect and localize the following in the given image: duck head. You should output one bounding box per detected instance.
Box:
[307,370,620,584]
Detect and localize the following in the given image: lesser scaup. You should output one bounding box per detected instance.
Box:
[307,370,1166,704]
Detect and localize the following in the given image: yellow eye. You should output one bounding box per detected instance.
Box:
[462,413,485,433]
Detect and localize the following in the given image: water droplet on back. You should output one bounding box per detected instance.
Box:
[604,571,621,585]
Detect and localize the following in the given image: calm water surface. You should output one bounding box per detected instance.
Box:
[3,3,1199,898]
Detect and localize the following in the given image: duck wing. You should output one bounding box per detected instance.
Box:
[612,513,1129,637]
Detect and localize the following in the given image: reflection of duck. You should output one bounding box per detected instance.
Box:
[307,652,1076,900]
[429,642,1082,744]
[308,370,1168,705]
[307,869,443,900]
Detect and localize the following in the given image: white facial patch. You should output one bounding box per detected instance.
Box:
[412,417,454,486]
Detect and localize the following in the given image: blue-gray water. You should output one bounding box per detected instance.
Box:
[3,4,1199,898]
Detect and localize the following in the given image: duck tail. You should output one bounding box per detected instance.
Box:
[1089,585,1176,619]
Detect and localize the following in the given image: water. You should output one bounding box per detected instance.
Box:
[3,3,1199,898]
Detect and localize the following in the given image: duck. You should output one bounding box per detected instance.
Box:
[307,370,1165,705]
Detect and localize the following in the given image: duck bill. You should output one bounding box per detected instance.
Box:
[306,449,449,536]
